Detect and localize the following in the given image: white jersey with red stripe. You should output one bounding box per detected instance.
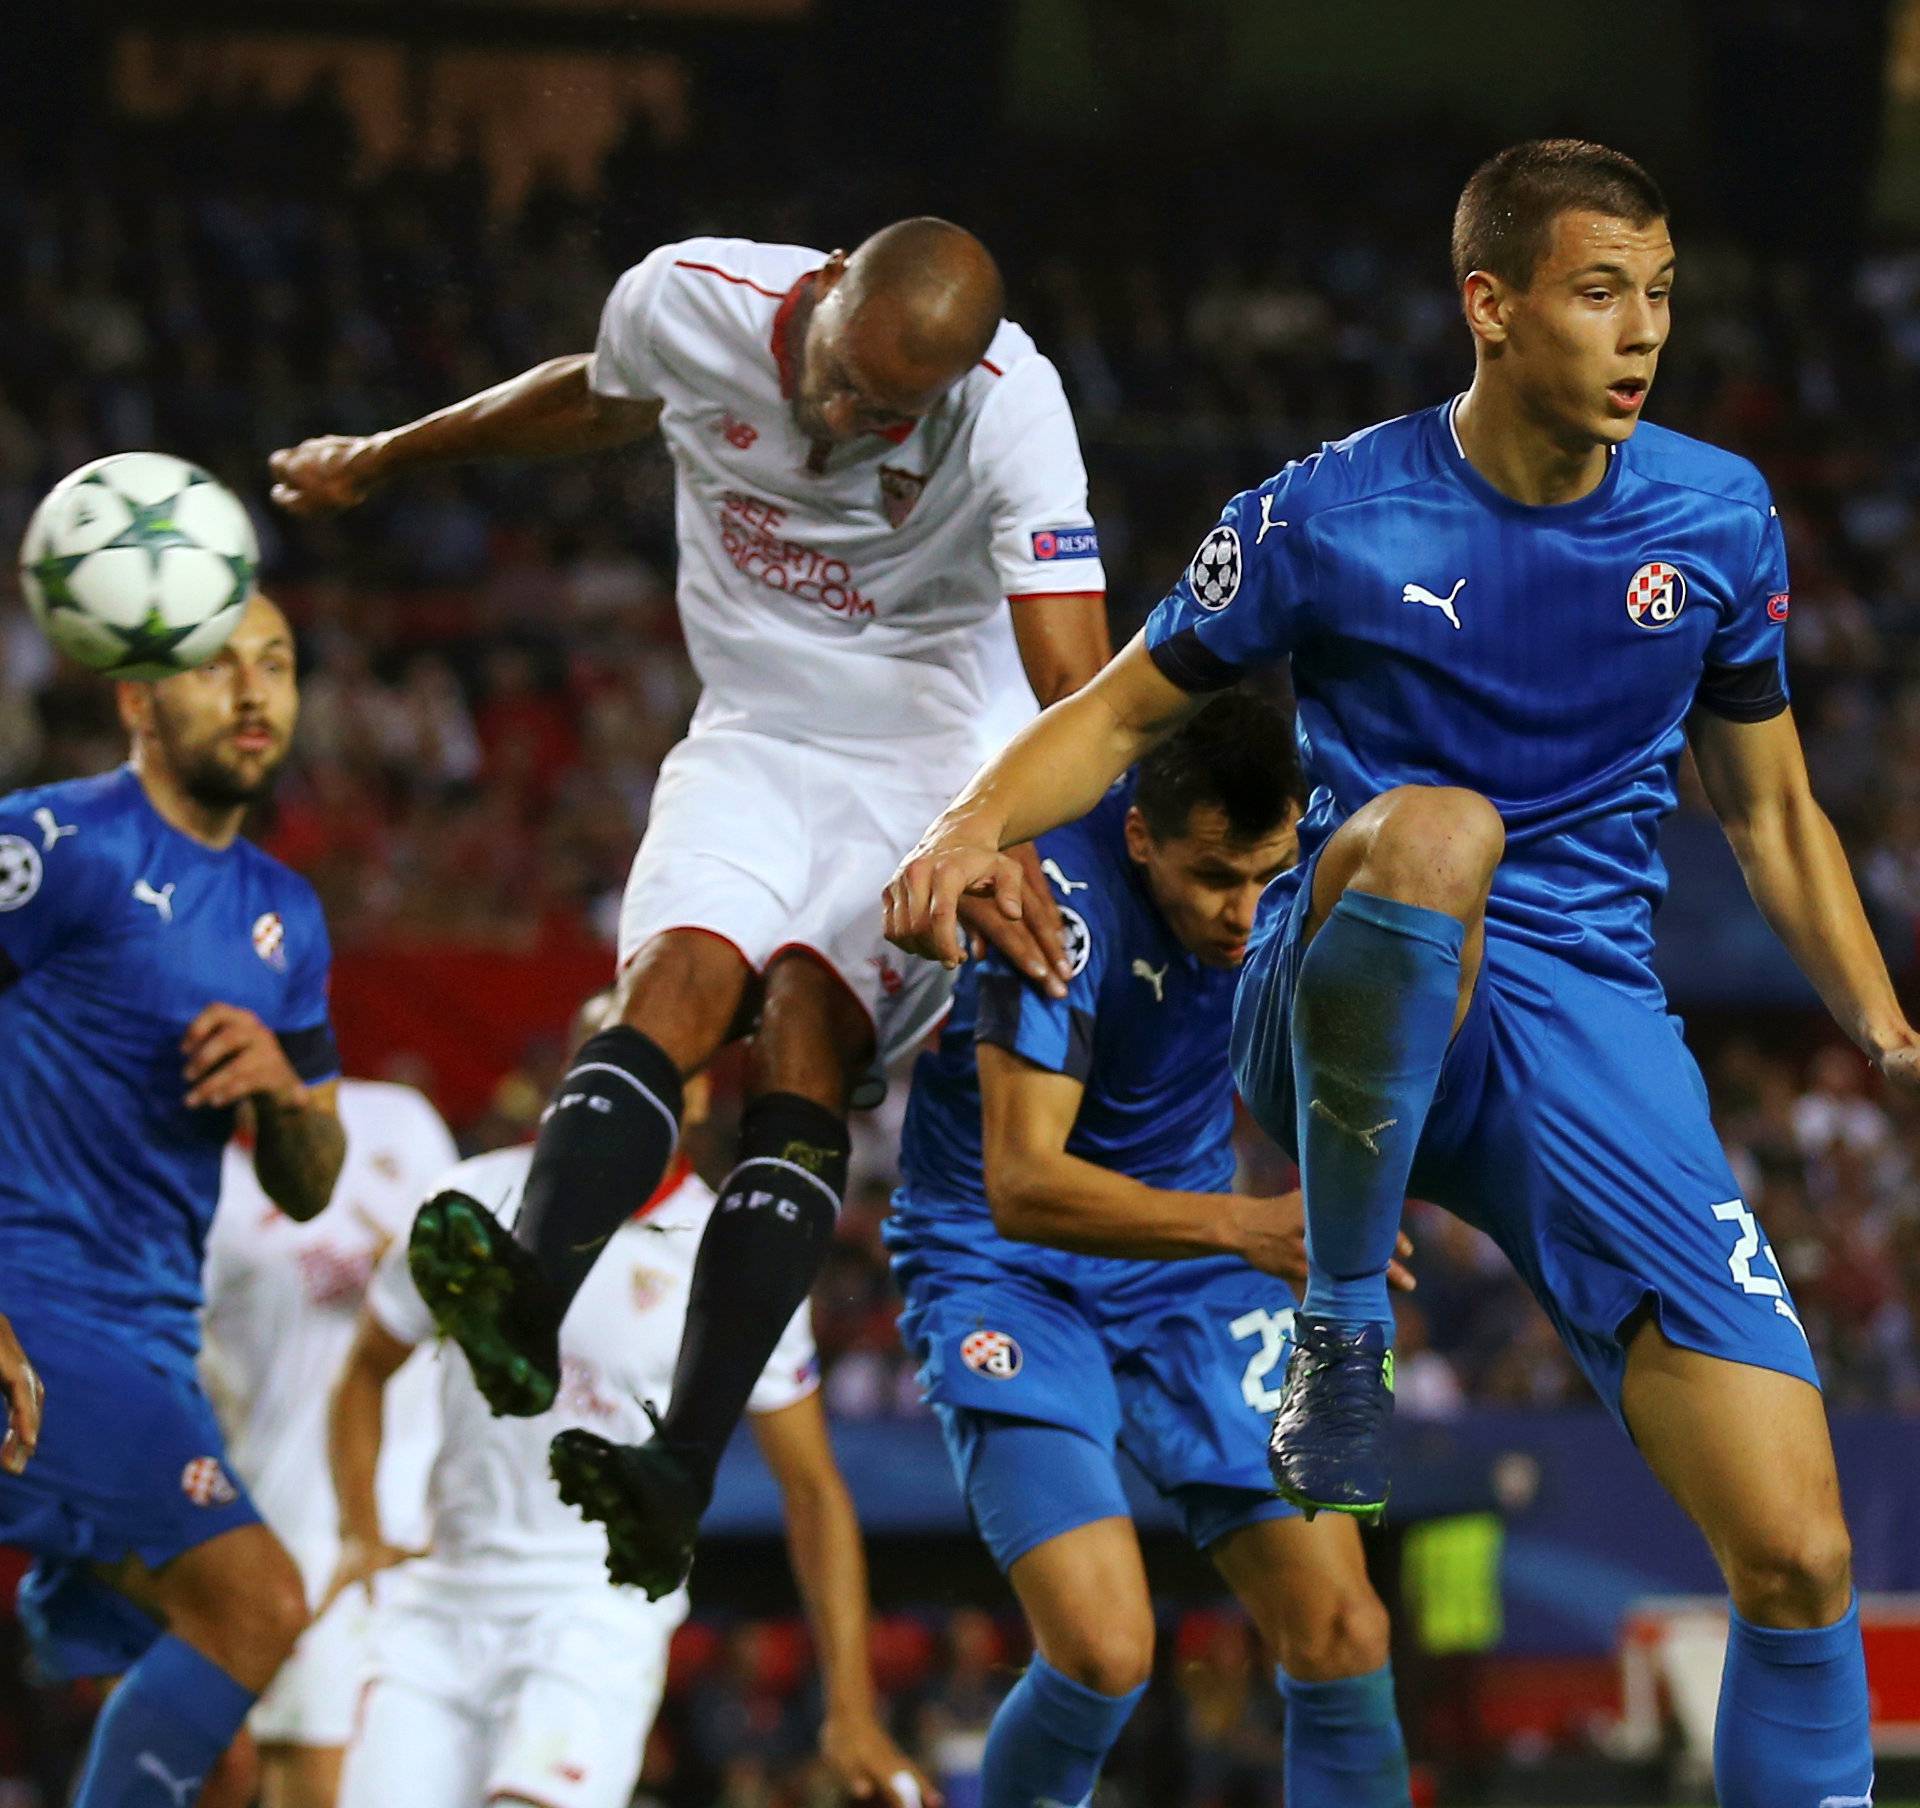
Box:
[366,1143,819,1602]
[590,235,1106,772]
[202,1078,457,1595]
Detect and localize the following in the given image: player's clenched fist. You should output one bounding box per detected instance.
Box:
[182,1002,310,1112]
[883,836,1024,971]
[268,434,385,517]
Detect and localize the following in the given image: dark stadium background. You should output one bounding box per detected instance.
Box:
[5,1,1920,1802]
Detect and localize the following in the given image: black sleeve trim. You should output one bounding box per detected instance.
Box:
[0,947,17,999]
[973,973,1096,1082]
[1695,657,1788,724]
[1147,629,1244,694]
[279,1022,341,1083]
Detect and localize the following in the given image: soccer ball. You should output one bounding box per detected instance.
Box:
[18,452,258,680]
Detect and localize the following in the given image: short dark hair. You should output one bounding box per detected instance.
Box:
[1451,139,1667,290]
[1134,690,1301,845]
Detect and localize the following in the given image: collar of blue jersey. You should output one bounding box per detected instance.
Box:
[1437,393,1624,521]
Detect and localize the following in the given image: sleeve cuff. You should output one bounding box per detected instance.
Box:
[278,1022,342,1085]
[1147,629,1243,694]
[1695,658,1789,723]
[974,973,1096,1081]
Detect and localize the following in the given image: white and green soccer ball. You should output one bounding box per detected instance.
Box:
[18,452,258,679]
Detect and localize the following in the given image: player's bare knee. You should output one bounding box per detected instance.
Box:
[1274,1587,1391,1683]
[616,932,750,1075]
[1353,785,1504,918]
[1047,1619,1155,1698]
[186,1565,307,1686]
[1727,1516,1854,1625]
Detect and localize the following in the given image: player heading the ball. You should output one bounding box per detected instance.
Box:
[270,217,1111,1605]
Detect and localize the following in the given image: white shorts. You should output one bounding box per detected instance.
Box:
[249,1582,370,1749]
[338,1582,685,1808]
[619,725,958,1066]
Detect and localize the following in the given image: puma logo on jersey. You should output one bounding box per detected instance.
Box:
[137,1753,202,1808]
[1040,858,1088,896]
[32,807,76,851]
[133,879,175,922]
[1131,958,1168,1003]
[1402,577,1465,630]
[1256,492,1289,544]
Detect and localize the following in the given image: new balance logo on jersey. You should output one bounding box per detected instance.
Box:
[1131,958,1168,1002]
[1402,577,1465,630]
[136,1753,203,1808]
[1256,492,1288,544]
[32,807,76,851]
[133,879,175,922]
[1041,858,1088,895]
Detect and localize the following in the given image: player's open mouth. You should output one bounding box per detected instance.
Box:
[1607,380,1647,411]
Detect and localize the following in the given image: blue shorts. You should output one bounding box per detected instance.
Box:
[0,1308,261,1679]
[1230,852,1820,1426]
[895,1231,1298,1569]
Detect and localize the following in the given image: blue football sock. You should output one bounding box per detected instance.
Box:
[979,1653,1144,1808]
[1293,891,1463,1332]
[1280,1663,1412,1804]
[72,1634,256,1808]
[1715,1596,1874,1808]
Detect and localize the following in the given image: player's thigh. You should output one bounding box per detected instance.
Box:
[1211,1511,1390,1682]
[1007,1516,1157,1697]
[750,948,876,1109]
[1622,1321,1852,1627]
[1435,958,1821,1417]
[489,1595,677,1808]
[338,1675,484,1808]
[110,1520,308,1688]
[1100,1257,1295,1516]
[255,1741,342,1808]
[615,925,757,1075]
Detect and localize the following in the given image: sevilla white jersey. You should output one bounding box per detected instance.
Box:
[367,1145,819,1598]
[590,235,1106,772]
[202,1079,458,1595]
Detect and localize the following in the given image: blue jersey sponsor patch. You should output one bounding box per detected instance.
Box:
[1031,525,1101,562]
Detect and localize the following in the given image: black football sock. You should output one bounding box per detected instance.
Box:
[659,1091,848,1498]
[513,1026,684,1317]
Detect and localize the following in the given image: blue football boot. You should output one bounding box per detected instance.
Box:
[1267,1313,1394,1523]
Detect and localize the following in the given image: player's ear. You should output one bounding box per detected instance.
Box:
[1462,270,1510,346]
[114,679,152,738]
[1123,804,1153,867]
[815,250,849,296]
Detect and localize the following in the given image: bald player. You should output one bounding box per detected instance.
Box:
[0,594,346,1808]
[271,218,1111,1595]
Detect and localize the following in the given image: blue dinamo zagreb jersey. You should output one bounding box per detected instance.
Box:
[0,768,338,1367]
[893,777,1239,1255]
[1145,400,1791,999]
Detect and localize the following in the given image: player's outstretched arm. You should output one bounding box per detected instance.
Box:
[269,355,663,517]
[884,635,1202,968]
[323,1310,421,1610]
[751,1395,941,1808]
[1692,707,1920,1082]
[0,1312,43,1475]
